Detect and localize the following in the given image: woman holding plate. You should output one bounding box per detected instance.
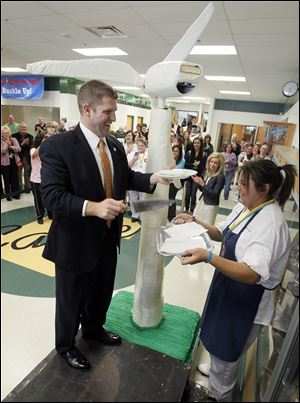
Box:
[173,159,296,402]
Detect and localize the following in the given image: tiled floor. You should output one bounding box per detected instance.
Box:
[1,186,298,400]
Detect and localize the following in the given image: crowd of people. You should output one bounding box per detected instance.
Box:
[2,111,273,230]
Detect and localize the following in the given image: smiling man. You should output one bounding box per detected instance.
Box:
[39,79,166,371]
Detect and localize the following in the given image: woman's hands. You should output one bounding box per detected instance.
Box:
[192,175,204,186]
[172,213,193,224]
[180,248,208,265]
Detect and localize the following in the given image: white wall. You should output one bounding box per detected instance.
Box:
[210,110,281,149]
[113,103,151,131]
[1,91,61,108]
[282,101,299,149]
[1,91,152,132]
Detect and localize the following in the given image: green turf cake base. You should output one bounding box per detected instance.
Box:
[104,291,201,363]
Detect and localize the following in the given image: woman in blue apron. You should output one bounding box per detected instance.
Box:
[173,159,296,401]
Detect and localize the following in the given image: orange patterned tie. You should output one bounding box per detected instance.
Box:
[98,138,113,227]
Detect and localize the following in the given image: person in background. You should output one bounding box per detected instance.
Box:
[58,119,67,133]
[167,144,185,221]
[35,117,46,136]
[230,133,241,158]
[115,126,126,140]
[174,159,296,402]
[260,143,271,160]
[141,123,149,141]
[39,79,168,371]
[193,152,225,225]
[222,143,237,200]
[5,114,19,135]
[12,122,33,193]
[169,129,176,147]
[252,143,261,161]
[127,138,148,223]
[123,130,137,156]
[203,134,214,169]
[1,126,21,201]
[30,136,52,224]
[181,130,193,157]
[184,137,204,213]
[36,121,58,145]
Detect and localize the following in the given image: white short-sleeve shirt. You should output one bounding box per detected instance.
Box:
[216,202,291,325]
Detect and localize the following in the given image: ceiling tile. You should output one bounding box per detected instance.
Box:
[224,1,299,19]
[1,1,55,19]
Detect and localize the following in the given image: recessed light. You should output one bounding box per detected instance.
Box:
[205,76,246,81]
[219,90,251,95]
[190,46,237,55]
[72,47,128,56]
[1,67,27,72]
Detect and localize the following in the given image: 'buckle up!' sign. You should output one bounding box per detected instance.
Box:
[1,75,44,99]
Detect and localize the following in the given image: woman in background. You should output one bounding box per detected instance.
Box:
[1,125,21,201]
[222,143,237,200]
[193,152,225,225]
[167,145,185,221]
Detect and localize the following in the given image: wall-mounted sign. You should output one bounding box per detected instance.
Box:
[1,75,44,99]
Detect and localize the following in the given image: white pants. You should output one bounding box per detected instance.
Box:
[209,324,263,402]
[128,190,144,219]
[194,198,219,225]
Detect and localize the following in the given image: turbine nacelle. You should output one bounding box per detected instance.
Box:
[144,61,202,99]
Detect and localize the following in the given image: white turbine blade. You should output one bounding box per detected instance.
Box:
[26,59,143,88]
[164,2,215,62]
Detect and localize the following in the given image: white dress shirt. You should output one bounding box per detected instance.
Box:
[80,122,114,216]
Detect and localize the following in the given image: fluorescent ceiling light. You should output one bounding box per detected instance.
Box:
[139,74,146,78]
[1,67,27,72]
[113,86,140,90]
[167,99,190,103]
[182,96,207,101]
[205,76,246,81]
[72,47,127,56]
[140,94,150,98]
[190,46,237,55]
[220,90,251,95]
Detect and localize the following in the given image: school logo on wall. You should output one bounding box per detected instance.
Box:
[1,207,141,297]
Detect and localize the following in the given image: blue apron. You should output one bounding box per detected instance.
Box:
[200,209,266,362]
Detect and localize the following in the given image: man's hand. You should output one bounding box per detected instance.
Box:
[172,213,193,224]
[150,174,170,186]
[180,248,208,265]
[86,199,127,220]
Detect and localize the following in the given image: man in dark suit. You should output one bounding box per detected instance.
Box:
[40,79,166,371]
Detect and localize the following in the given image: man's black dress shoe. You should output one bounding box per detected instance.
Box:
[60,347,91,370]
[83,330,122,346]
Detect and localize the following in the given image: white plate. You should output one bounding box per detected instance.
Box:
[155,168,197,180]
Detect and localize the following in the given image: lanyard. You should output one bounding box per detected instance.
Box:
[139,153,146,166]
[229,199,275,232]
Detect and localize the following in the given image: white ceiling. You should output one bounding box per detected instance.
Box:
[1,1,299,103]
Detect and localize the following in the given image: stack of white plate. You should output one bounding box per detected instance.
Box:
[155,168,197,180]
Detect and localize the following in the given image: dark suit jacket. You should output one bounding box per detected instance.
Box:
[199,173,225,206]
[40,124,154,272]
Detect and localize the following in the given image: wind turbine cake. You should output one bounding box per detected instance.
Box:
[27,2,215,329]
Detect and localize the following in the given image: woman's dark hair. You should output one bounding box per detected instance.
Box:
[240,159,296,207]
[204,134,211,143]
[172,145,183,165]
[190,137,203,161]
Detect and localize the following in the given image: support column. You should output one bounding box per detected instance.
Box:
[205,97,215,134]
[132,107,173,328]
